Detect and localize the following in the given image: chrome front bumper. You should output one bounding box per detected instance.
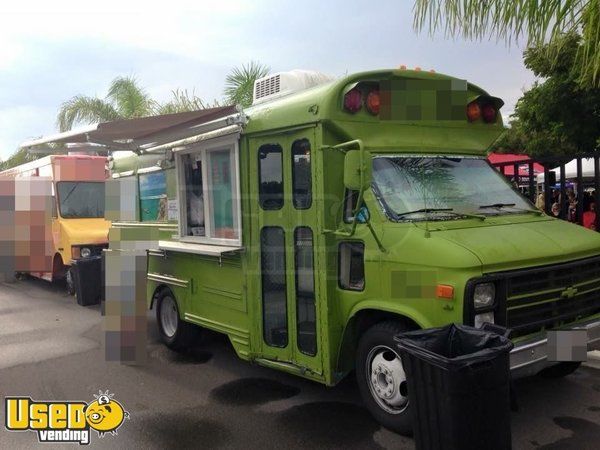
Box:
[510,319,600,378]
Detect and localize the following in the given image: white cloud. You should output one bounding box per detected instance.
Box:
[0,1,259,67]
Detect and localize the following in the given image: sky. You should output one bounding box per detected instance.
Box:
[0,0,537,161]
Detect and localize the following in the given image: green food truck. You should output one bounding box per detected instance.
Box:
[88,68,600,433]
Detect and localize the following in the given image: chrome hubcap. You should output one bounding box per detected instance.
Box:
[366,345,408,414]
[160,296,178,338]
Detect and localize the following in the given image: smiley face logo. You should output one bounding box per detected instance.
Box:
[85,391,129,437]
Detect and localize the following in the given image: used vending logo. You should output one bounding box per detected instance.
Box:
[4,390,129,445]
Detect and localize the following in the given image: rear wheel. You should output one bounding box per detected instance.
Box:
[356,321,413,435]
[539,362,581,378]
[156,290,200,350]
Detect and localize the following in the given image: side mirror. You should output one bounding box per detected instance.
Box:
[344,150,372,192]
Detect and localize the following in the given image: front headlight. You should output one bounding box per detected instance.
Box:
[80,247,91,258]
[473,283,495,309]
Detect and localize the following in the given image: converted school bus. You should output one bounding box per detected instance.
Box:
[143,68,600,433]
[26,68,600,433]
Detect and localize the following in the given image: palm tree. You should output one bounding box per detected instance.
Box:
[56,76,155,131]
[156,89,220,115]
[0,147,40,171]
[224,61,270,108]
[413,0,600,87]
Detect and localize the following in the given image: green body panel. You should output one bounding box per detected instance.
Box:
[108,69,600,386]
[147,252,251,355]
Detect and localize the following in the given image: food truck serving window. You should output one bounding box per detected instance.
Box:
[176,136,241,246]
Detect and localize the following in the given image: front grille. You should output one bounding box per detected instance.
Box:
[504,256,600,338]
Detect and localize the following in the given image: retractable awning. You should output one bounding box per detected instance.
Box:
[20,105,241,153]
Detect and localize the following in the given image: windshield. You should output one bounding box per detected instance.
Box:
[57,182,105,219]
[372,156,535,221]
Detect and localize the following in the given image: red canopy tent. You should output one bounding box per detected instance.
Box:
[487,153,544,177]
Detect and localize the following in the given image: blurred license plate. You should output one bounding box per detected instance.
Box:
[547,330,588,362]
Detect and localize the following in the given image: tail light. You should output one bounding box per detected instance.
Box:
[467,97,500,123]
[466,102,481,122]
[366,90,380,115]
[481,104,497,123]
[343,88,362,113]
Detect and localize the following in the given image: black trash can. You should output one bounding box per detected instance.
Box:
[396,323,514,450]
[71,256,102,306]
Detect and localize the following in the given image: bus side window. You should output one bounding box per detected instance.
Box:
[258,144,284,210]
[338,241,365,291]
[292,139,312,209]
[343,189,360,223]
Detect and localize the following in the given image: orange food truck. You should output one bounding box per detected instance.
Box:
[0,155,110,292]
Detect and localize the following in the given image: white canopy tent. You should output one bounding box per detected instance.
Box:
[537,158,596,183]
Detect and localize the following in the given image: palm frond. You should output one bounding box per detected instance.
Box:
[56,96,121,131]
[0,147,43,171]
[156,89,219,115]
[413,0,600,87]
[224,61,270,108]
[107,76,154,118]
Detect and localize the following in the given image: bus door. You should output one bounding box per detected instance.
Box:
[251,128,323,376]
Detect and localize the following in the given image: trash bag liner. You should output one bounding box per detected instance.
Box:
[396,323,514,370]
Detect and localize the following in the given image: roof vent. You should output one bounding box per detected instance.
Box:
[252,70,334,105]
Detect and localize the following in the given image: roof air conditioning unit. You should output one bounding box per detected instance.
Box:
[252,70,334,105]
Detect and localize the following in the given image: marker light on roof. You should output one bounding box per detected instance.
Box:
[344,88,362,113]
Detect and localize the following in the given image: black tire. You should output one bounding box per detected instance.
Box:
[539,362,581,378]
[356,321,413,435]
[156,289,200,350]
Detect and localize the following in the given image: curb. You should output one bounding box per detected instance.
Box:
[583,350,600,370]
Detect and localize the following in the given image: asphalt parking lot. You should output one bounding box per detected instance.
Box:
[1,278,600,449]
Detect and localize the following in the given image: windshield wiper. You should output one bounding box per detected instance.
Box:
[395,208,453,218]
[395,208,486,221]
[478,203,542,215]
[478,203,516,209]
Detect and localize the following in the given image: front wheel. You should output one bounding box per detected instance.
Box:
[356,321,413,435]
[156,290,200,350]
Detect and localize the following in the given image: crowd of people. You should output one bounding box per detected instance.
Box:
[535,188,597,230]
